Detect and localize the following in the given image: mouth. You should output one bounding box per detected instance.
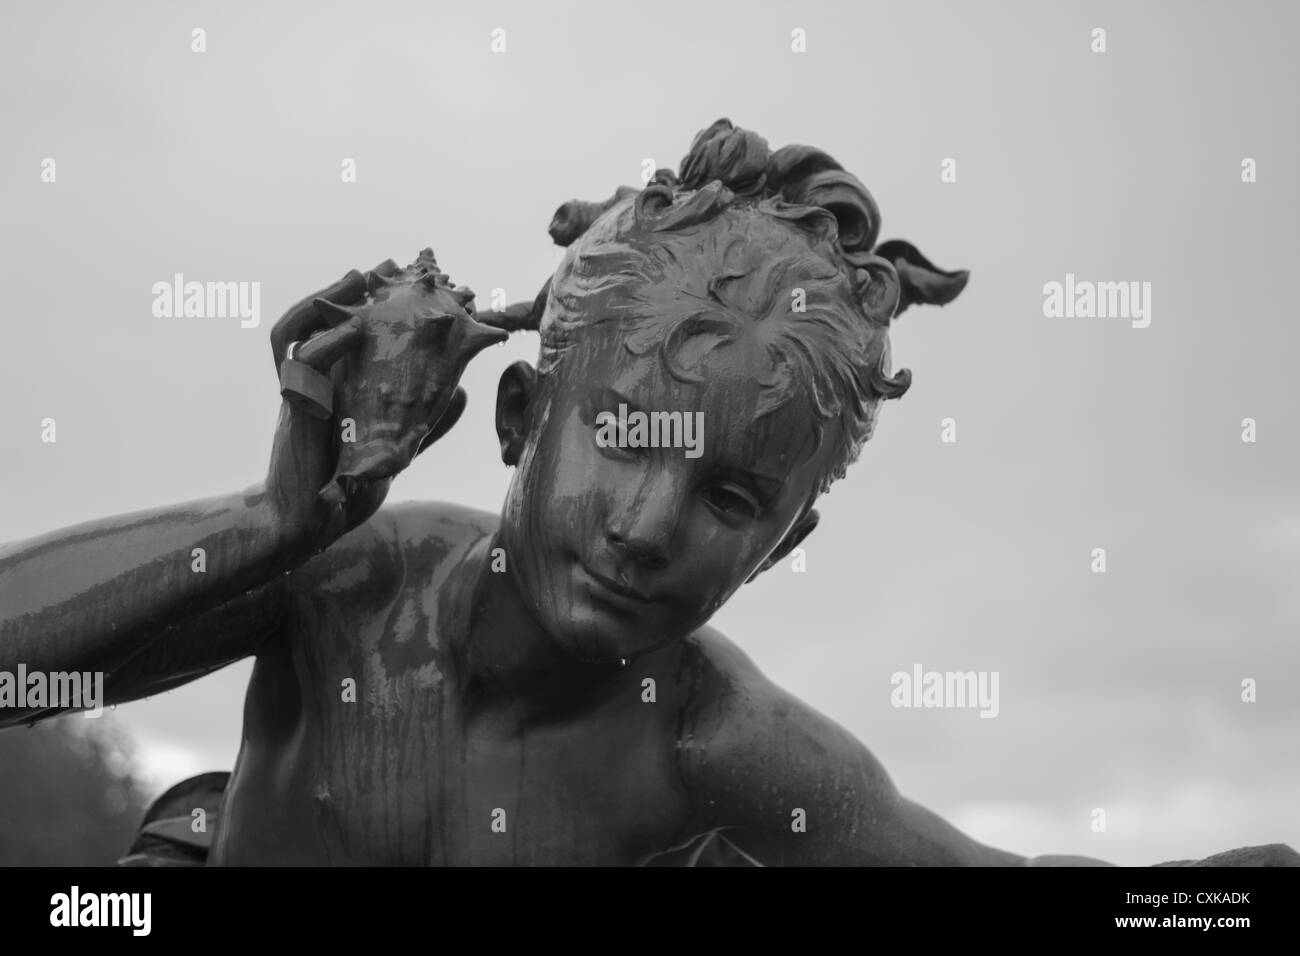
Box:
[578,562,656,605]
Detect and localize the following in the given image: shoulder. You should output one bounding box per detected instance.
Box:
[671,626,901,861]
[675,625,856,733]
[676,626,891,789]
[381,498,499,553]
[669,627,1022,865]
[288,500,497,603]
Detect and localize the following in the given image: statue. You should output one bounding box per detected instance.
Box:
[0,119,1294,867]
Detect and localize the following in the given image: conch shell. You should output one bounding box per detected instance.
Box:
[309,248,507,506]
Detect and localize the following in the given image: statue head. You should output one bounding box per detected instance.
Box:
[494,119,968,664]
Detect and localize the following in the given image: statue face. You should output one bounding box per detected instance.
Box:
[500,325,841,664]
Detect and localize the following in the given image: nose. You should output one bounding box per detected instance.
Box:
[605,468,684,571]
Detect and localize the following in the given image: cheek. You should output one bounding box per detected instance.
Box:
[687,527,765,592]
[511,413,604,548]
[690,507,802,587]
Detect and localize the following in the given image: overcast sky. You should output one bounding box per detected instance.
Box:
[2,0,1297,865]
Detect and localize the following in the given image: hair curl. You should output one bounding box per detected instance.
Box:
[530,118,968,494]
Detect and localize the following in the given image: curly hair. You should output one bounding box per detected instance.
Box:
[533,119,968,494]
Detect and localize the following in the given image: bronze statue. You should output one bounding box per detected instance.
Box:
[0,119,1294,867]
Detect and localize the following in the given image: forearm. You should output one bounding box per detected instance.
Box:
[0,483,302,679]
[894,799,1116,866]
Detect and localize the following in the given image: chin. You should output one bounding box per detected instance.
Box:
[550,613,649,664]
[518,551,702,663]
[540,601,675,664]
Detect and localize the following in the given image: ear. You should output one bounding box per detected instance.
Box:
[851,254,902,325]
[872,239,970,317]
[496,361,539,466]
[746,508,820,583]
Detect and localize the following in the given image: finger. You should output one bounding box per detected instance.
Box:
[369,259,400,279]
[275,270,367,340]
[271,269,367,369]
[476,301,535,332]
[295,316,365,372]
[415,387,467,457]
[477,277,550,333]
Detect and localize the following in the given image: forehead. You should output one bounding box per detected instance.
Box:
[552,326,838,486]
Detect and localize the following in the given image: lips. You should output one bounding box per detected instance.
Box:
[579,562,656,604]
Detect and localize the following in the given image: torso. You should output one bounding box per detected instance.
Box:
[210,502,709,865]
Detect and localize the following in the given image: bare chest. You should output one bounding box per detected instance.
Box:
[223,611,691,865]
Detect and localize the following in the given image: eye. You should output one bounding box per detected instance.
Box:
[591,414,641,460]
[704,483,760,519]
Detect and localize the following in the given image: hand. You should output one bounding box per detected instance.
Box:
[263,261,469,553]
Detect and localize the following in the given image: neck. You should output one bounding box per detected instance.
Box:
[457,532,630,722]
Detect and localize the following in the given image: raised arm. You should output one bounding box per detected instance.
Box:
[0,261,465,727]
